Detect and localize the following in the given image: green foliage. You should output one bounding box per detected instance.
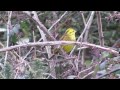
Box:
[20,20,31,37]
[101,51,110,58]
[3,63,13,79]
[85,60,91,67]
[10,34,18,44]
[28,59,48,79]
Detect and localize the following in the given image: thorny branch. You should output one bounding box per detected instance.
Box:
[23,11,68,78]
[26,11,56,77]
[23,11,56,41]
[0,41,119,56]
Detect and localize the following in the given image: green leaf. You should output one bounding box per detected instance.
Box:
[20,20,31,37]
[85,60,92,67]
[4,63,13,79]
[101,51,110,58]
[10,34,18,44]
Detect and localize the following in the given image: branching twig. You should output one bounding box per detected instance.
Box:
[78,64,95,78]
[23,11,56,77]
[43,73,56,79]
[70,11,95,55]
[78,56,104,79]
[81,71,94,79]
[96,67,120,79]
[48,11,68,31]
[23,38,42,60]
[23,11,56,41]
[80,11,88,65]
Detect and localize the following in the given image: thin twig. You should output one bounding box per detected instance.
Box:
[48,11,68,31]
[70,11,95,55]
[37,25,52,57]
[80,11,86,26]
[23,47,34,60]
[96,11,104,46]
[30,11,57,77]
[78,64,95,78]
[78,57,103,79]
[23,38,42,60]
[43,73,56,79]
[4,11,12,66]
[96,67,120,79]
[12,50,31,79]
[0,72,5,79]
[33,30,36,58]
[0,41,119,55]
[80,11,88,65]
[81,71,94,79]
[53,12,76,33]
[81,13,91,65]
[0,42,4,48]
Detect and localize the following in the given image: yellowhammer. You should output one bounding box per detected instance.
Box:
[56,28,76,53]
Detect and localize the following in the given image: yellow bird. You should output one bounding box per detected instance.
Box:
[60,28,76,53]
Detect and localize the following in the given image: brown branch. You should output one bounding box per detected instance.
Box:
[23,11,56,41]
[96,11,104,46]
[0,41,119,56]
[70,11,95,55]
[80,11,90,65]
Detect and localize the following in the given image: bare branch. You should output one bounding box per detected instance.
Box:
[78,64,95,78]
[80,11,89,65]
[70,11,95,55]
[80,11,86,26]
[81,71,94,79]
[23,11,56,41]
[23,11,57,77]
[96,67,120,79]
[0,41,119,56]
[96,11,104,46]
[48,11,68,31]
[4,11,12,66]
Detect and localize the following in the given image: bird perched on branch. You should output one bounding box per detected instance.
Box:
[54,28,76,54]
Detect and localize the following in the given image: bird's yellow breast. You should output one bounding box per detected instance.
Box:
[61,28,76,53]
